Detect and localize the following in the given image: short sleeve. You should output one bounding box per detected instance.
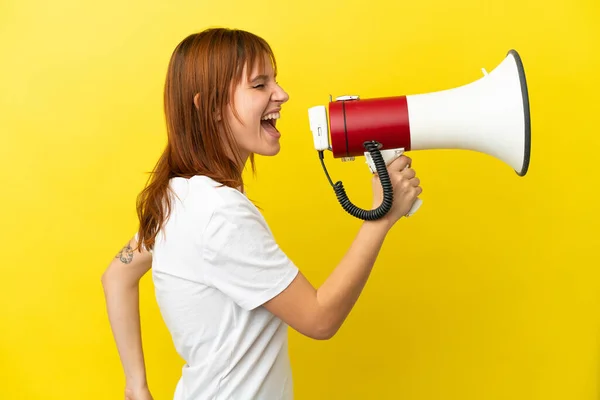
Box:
[201,200,299,310]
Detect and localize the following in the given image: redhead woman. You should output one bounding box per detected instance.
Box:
[101,28,421,400]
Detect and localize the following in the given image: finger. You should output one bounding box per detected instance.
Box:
[410,177,421,187]
[400,167,416,179]
[388,155,411,171]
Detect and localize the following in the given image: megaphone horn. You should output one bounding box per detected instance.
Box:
[308,49,531,221]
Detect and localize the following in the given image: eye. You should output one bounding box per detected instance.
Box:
[253,84,265,89]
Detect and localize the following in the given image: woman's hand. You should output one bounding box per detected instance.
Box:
[125,386,154,400]
[371,154,422,227]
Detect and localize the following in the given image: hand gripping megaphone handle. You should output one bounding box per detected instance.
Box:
[364,148,423,217]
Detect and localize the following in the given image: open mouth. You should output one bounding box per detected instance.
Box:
[261,111,281,138]
[261,112,280,128]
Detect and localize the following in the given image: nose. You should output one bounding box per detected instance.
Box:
[272,83,289,104]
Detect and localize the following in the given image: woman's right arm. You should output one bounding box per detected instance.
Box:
[101,236,153,399]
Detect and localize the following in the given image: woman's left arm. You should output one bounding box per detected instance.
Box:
[101,236,153,397]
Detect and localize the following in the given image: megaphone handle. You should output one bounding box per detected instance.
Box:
[364,148,423,217]
[407,198,422,216]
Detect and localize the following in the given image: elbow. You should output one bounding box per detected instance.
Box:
[310,318,340,341]
[101,268,132,294]
[312,330,336,341]
[101,263,144,291]
[101,262,117,285]
[100,264,128,288]
[292,315,338,340]
[101,268,113,288]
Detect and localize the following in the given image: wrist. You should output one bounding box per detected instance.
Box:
[362,216,393,234]
[126,376,148,390]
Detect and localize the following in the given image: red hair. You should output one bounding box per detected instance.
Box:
[135,28,277,251]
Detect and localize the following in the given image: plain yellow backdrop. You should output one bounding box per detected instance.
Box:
[1,0,599,399]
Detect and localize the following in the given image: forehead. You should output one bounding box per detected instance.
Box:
[244,53,275,80]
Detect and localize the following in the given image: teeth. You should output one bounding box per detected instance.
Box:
[261,112,280,120]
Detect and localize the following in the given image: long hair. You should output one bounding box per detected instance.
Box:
[135,28,277,251]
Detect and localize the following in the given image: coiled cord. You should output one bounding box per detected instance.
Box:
[319,141,393,221]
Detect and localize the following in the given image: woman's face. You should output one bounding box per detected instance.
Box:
[226,54,290,162]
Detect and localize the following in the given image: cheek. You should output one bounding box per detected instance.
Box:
[238,106,259,129]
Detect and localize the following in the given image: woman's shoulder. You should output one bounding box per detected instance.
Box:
[183,175,257,216]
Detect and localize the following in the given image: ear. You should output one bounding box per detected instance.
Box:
[195,92,222,121]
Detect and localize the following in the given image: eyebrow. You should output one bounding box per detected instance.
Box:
[250,74,269,83]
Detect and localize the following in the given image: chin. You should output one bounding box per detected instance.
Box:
[257,143,281,157]
[250,126,283,157]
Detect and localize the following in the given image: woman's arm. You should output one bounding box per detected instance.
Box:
[263,218,390,340]
[101,236,153,394]
[263,155,421,340]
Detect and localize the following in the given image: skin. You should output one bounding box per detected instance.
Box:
[102,239,153,400]
[225,55,290,162]
[102,52,421,400]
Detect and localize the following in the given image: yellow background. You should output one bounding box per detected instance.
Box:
[1,0,599,399]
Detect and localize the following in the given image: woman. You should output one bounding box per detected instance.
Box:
[101,27,421,400]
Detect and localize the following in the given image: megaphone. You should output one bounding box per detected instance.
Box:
[308,49,531,221]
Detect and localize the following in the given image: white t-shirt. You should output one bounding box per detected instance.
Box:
[150,175,299,399]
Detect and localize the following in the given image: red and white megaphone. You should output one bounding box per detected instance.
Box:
[308,49,531,220]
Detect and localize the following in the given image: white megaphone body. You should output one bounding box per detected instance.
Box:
[308,49,531,221]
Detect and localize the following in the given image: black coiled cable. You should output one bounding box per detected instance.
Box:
[319,141,393,221]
